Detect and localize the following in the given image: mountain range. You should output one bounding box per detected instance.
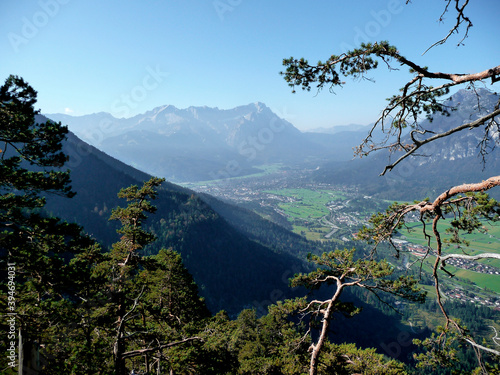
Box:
[47,88,500,201]
[46,103,364,182]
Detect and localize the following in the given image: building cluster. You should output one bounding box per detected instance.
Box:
[392,239,500,309]
[393,238,499,275]
[443,287,500,309]
[392,238,428,257]
[189,172,499,312]
[445,257,499,275]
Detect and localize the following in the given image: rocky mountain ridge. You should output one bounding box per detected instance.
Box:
[47,103,331,182]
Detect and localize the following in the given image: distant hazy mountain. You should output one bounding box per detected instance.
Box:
[306,123,371,134]
[46,103,365,182]
[312,88,500,200]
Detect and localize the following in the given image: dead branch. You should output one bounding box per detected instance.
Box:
[439,253,500,262]
[121,337,202,360]
[381,109,500,175]
[422,176,500,212]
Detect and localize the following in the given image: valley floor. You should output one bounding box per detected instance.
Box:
[183,166,500,313]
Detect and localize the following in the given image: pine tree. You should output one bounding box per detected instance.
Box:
[0,75,97,373]
[92,177,210,374]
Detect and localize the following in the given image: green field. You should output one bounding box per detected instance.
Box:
[262,188,351,240]
[403,220,500,263]
[264,188,347,220]
[184,163,285,186]
[400,219,500,294]
[263,187,500,298]
[455,269,500,293]
[292,224,336,241]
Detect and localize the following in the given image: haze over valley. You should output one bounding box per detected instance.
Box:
[47,102,368,183]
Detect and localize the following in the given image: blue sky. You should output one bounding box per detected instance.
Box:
[1,0,498,130]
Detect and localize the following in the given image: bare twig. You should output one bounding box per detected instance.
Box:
[423,0,473,54]
[380,108,500,175]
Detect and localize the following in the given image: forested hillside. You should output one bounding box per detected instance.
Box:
[41,124,307,315]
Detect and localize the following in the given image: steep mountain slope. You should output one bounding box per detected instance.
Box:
[312,88,500,200]
[46,103,362,182]
[40,118,306,315]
